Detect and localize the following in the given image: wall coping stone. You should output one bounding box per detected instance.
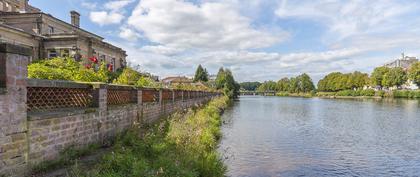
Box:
[107,103,137,110]
[0,43,32,56]
[107,84,137,90]
[28,107,98,120]
[27,79,92,89]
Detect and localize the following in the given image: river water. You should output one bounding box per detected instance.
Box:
[219,96,420,177]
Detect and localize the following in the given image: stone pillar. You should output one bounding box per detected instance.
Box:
[0,43,32,176]
[137,89,143,124]
[92,83,108,144]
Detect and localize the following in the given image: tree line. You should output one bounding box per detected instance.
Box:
[243,61,420,93]
[256,73,316,93]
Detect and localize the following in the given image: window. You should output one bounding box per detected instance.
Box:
[48,26,54,34]
[100,55,106,63]
[48,50,57,58]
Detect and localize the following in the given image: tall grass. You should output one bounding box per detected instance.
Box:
[76,96,229,177]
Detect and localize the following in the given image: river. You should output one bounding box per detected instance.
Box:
[219,96,420,177]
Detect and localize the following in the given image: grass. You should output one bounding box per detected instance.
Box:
[316,89,420,98]
[71,96,230,177]
[276,91,315,98]
[31,143,101,175]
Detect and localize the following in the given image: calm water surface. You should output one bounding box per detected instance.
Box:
[219,96,420,177]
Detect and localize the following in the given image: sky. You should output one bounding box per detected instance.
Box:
[30,0,420,82]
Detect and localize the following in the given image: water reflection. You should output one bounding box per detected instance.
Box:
[219,96,420,177]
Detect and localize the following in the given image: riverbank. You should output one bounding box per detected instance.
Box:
[274,90,420,99]
[31,96,230,177]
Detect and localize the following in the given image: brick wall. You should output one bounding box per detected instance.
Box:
[0,43,221,176]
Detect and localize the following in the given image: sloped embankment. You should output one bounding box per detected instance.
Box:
[70,96,229,177]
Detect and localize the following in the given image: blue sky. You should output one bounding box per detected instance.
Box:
[31,0,420,82]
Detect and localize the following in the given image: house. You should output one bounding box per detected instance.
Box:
[384,53,419,90]
[162,76,193,86]
[0,0,127,71]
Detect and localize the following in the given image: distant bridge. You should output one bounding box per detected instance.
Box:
[240,91,276,96]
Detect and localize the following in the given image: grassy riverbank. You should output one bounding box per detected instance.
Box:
[275,90,420,99]
[67,96,229,177]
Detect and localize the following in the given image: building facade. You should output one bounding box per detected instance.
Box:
[384,53,419,70]
[0,0,127,71]
[384,53,419,90]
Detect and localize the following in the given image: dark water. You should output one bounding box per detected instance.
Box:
[219,96,420,177]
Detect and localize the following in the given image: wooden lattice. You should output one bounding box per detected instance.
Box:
[162,90,172,101]
[27,87,93,111]
[142,89,159,103]
[107,89,137,105]
[174,91,183,100]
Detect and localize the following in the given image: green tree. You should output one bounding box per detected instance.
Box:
[371,66,390,88]
[382,67,407,88]
[193,64,209,82]
[240,82,261,91]
[288,77,299,93]
[215,67,226,89]
[257,81,278,92]
[277,77,290,92]
[297,73,315,93]
[113,67,142,85]
[222,69,239,99]
[408,62,420,87]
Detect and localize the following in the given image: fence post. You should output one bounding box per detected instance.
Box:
[0,43,31,176]
[92,83,108,143]
[137,88,143,124]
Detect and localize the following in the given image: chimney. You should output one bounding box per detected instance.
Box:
[70,11,80,28]
[19,0,28,12]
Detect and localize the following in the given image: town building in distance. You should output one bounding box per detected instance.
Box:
[384,53,419,70]
[0,0,127,71]
[384,53,419,90]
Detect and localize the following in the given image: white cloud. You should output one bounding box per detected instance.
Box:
[119,27,141,41]
[89,11,124,25]
[276,0,417,39]
[127,0,287,50]
[81,2,97,10]
[104,0,135,11]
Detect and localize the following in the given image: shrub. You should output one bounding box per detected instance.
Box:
[28,57,109,82]
[360,89,375,96]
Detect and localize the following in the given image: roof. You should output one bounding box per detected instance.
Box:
[162,76,193,83]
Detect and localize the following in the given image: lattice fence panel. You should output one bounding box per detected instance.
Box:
[142,90,159,103]
[107,89,137,105]
[174,91,183,100]
[162,90,172,101]
[27,87,93,111]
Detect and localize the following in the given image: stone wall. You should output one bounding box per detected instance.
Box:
[0,43,221,176]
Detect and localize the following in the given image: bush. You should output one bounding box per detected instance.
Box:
[393,90,420,98]
[28,57,109,82]
[376,90,386,97]
[360,89,375,96]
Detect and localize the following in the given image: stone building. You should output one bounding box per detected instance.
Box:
[0,0,127,71]
[384,53,419,70]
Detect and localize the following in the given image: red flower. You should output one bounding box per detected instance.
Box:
[89,56,98,63]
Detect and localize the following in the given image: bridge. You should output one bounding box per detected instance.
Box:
[240,91,276,96]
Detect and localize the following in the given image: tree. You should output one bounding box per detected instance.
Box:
[371,66,390,88]
[215,67,226,89]
[297,73,315,93]
[113,67,142,85]
[288,77,299,93]
[408,62,420,87]
[240,82,261,91]
[382,67,407,88]
[277,77,290,92]
[222,69,239,99]
[257,81,277,92]
[193,64,209,82]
